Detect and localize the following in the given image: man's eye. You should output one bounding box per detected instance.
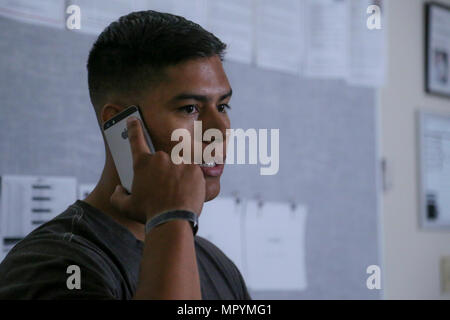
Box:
[218,104,231,113]
[179,105,199,114]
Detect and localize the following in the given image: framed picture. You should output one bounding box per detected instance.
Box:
[418,111,450,229]
[425,2,450,98]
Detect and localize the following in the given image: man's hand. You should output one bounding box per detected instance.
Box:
[110,116,205,224]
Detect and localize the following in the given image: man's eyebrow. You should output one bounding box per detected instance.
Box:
[170,89,233,103]
[219,89,233,101]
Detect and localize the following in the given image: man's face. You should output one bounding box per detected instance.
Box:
[139,55,231,202]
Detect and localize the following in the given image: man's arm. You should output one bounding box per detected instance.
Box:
[133,220,199,299]
[110,117,205,300]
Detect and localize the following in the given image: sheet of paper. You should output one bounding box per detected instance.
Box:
[346,0,385,87]
[67,0,140,35]
[255,0,303,75]
[197,197,245,277]
[206,0,253,64]
[0,175,77,237]
[245,200,307,291]
[148,0,207,26]
[0,0,65,29]
[132,0,151,12]
[78,183,96,200]
[68,0,206,35]
[421,114,450,226]
[304,0,349,78]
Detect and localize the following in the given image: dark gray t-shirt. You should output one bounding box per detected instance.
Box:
[0,200,251,300]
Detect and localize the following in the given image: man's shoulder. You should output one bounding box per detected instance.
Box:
[0,202,129,299]
[7,201,98,255]
[4,200,142,273]
[2,202,110,269]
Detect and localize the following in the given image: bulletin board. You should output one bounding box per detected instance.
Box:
[0,16,381,299]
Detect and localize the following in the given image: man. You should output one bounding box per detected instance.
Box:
[0,10,251,300]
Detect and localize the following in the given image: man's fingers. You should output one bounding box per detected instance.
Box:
[110,185,131,213]
[127,117,151,161]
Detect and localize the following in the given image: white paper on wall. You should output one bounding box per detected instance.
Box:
[255,0,304,75]
[304,0,349,78]
[245,200,308,291]
[0,0,65,29]
[147,0,207,26]
[206,0,254,64]
[0,175,77,237]
[67,0,142,35]
[346,0,385,87]
[197,196,245,277]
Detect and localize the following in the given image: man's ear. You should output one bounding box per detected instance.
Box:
[100,104,125,124]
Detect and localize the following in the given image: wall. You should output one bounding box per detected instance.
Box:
[380,0,450,299]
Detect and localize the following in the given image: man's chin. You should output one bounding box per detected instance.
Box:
[204,177,220,202]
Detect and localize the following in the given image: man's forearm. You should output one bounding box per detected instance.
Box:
[133,219,201,300]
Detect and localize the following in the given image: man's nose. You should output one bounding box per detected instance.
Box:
[200,106,229,139]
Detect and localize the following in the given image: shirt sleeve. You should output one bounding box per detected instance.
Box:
[0,236,119,299]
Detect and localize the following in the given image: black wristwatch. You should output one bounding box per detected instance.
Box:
[145,210,199,236]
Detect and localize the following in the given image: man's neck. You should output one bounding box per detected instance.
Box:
[84,158,146,242]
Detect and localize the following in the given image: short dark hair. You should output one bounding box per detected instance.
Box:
[87,10,226,112]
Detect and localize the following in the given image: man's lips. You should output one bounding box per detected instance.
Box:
[198,162,225,177]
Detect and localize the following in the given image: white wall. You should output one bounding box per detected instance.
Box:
[380,0,450,299]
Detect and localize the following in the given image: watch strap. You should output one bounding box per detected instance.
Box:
[145,210,198,236]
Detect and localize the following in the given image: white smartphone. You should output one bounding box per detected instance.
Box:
[103,105,155,193]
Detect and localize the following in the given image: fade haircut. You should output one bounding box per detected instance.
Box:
[87,10,226,116]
